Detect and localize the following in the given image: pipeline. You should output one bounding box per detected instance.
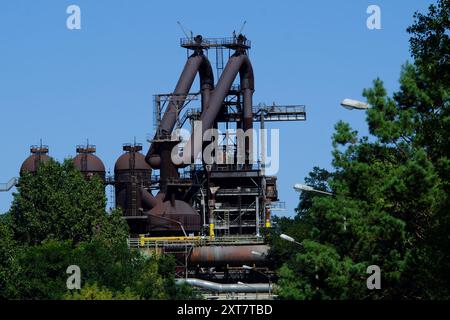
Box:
[175,278,271,293]
[146,45,214,169]
[141,38,214,214]
[180,50,254,165]
[189,244,268,267]
[140,35,254,235]
[140,187,159,209]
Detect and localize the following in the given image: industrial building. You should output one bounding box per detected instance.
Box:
[5,34,307,298]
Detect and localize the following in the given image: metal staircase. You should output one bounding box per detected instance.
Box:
[0,178,18,192]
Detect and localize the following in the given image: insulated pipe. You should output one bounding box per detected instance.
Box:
[243,88,253,131]
[146,51,214,169]
[175,278,271,293]
[189,244,268,267]
[199,59,213,112]
[180,52,254,165]
[140,187,159,209]
[141,188,166,210]
[243,87,254,164]
[241,55,255,132]
[159,53,214,135]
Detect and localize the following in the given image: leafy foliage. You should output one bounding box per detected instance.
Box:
[0,214,19,298]
[65,283,140,300]
[272,0,450,300]
[0,159,198,300]
[10,159,108,245]
[10,240,74,299]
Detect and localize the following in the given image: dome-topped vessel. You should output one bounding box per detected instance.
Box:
[20,144,52,174]
[73,143,106,181]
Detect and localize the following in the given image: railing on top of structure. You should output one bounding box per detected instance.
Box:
[128,235,265,249]
[180,37,251,49]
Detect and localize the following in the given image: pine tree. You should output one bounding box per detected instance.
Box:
[274,0,449,300]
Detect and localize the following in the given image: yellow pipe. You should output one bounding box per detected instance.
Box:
[209,223,215,238]
[139,236,200,245]
[265,207,271,228]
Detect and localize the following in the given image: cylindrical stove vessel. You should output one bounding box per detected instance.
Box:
[189,244,268,267]
[20,145,51,175]
[73,144,106,182]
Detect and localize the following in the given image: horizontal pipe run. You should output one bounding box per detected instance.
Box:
[175,278,271,293]
[189,244,268,267]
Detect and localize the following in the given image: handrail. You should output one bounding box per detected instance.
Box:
[253,104,306,114]
[180,37,251,49]
[130,235,265,249]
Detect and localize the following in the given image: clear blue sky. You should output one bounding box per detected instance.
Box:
[0,0,435,215]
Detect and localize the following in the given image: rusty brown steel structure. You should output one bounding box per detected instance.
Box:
[130,35,217,236]
[73,144,106,182]
[20,144,51,175]
[17,34,307,278]
[146,35,214,169]
[181,36,254,165]
[135,34,258,239]
[114,143,153,234]
[189,244,268,267]
[133,34,307,276]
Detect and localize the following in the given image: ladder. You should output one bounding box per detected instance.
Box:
[215,47,224,79]
[131,177,137,216]
[224,210,230,236]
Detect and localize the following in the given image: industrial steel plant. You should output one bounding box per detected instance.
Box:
[1,0,448,306]
[12,34,308,297]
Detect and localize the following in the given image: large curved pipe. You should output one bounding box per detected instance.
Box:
[179,52,254,165]
[176,278,271,293]
[140,187,159,209]
[146,51,214,169]
[141,51,213,211]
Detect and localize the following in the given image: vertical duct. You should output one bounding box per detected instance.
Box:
[146,47,214,169]
[180,51,254,166]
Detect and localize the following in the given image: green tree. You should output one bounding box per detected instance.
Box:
[65,283,140,300]
[10,159,109,245]
[0,214,19,298]
[6,238,182,300]
[71,238,144,293]
[296,167,333,218]
[10,240,74,299]
[267,167,332,271]
[2,157,198,300]
[65,283,115,300]
[133,254,200,300]
[274,0,449,300]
